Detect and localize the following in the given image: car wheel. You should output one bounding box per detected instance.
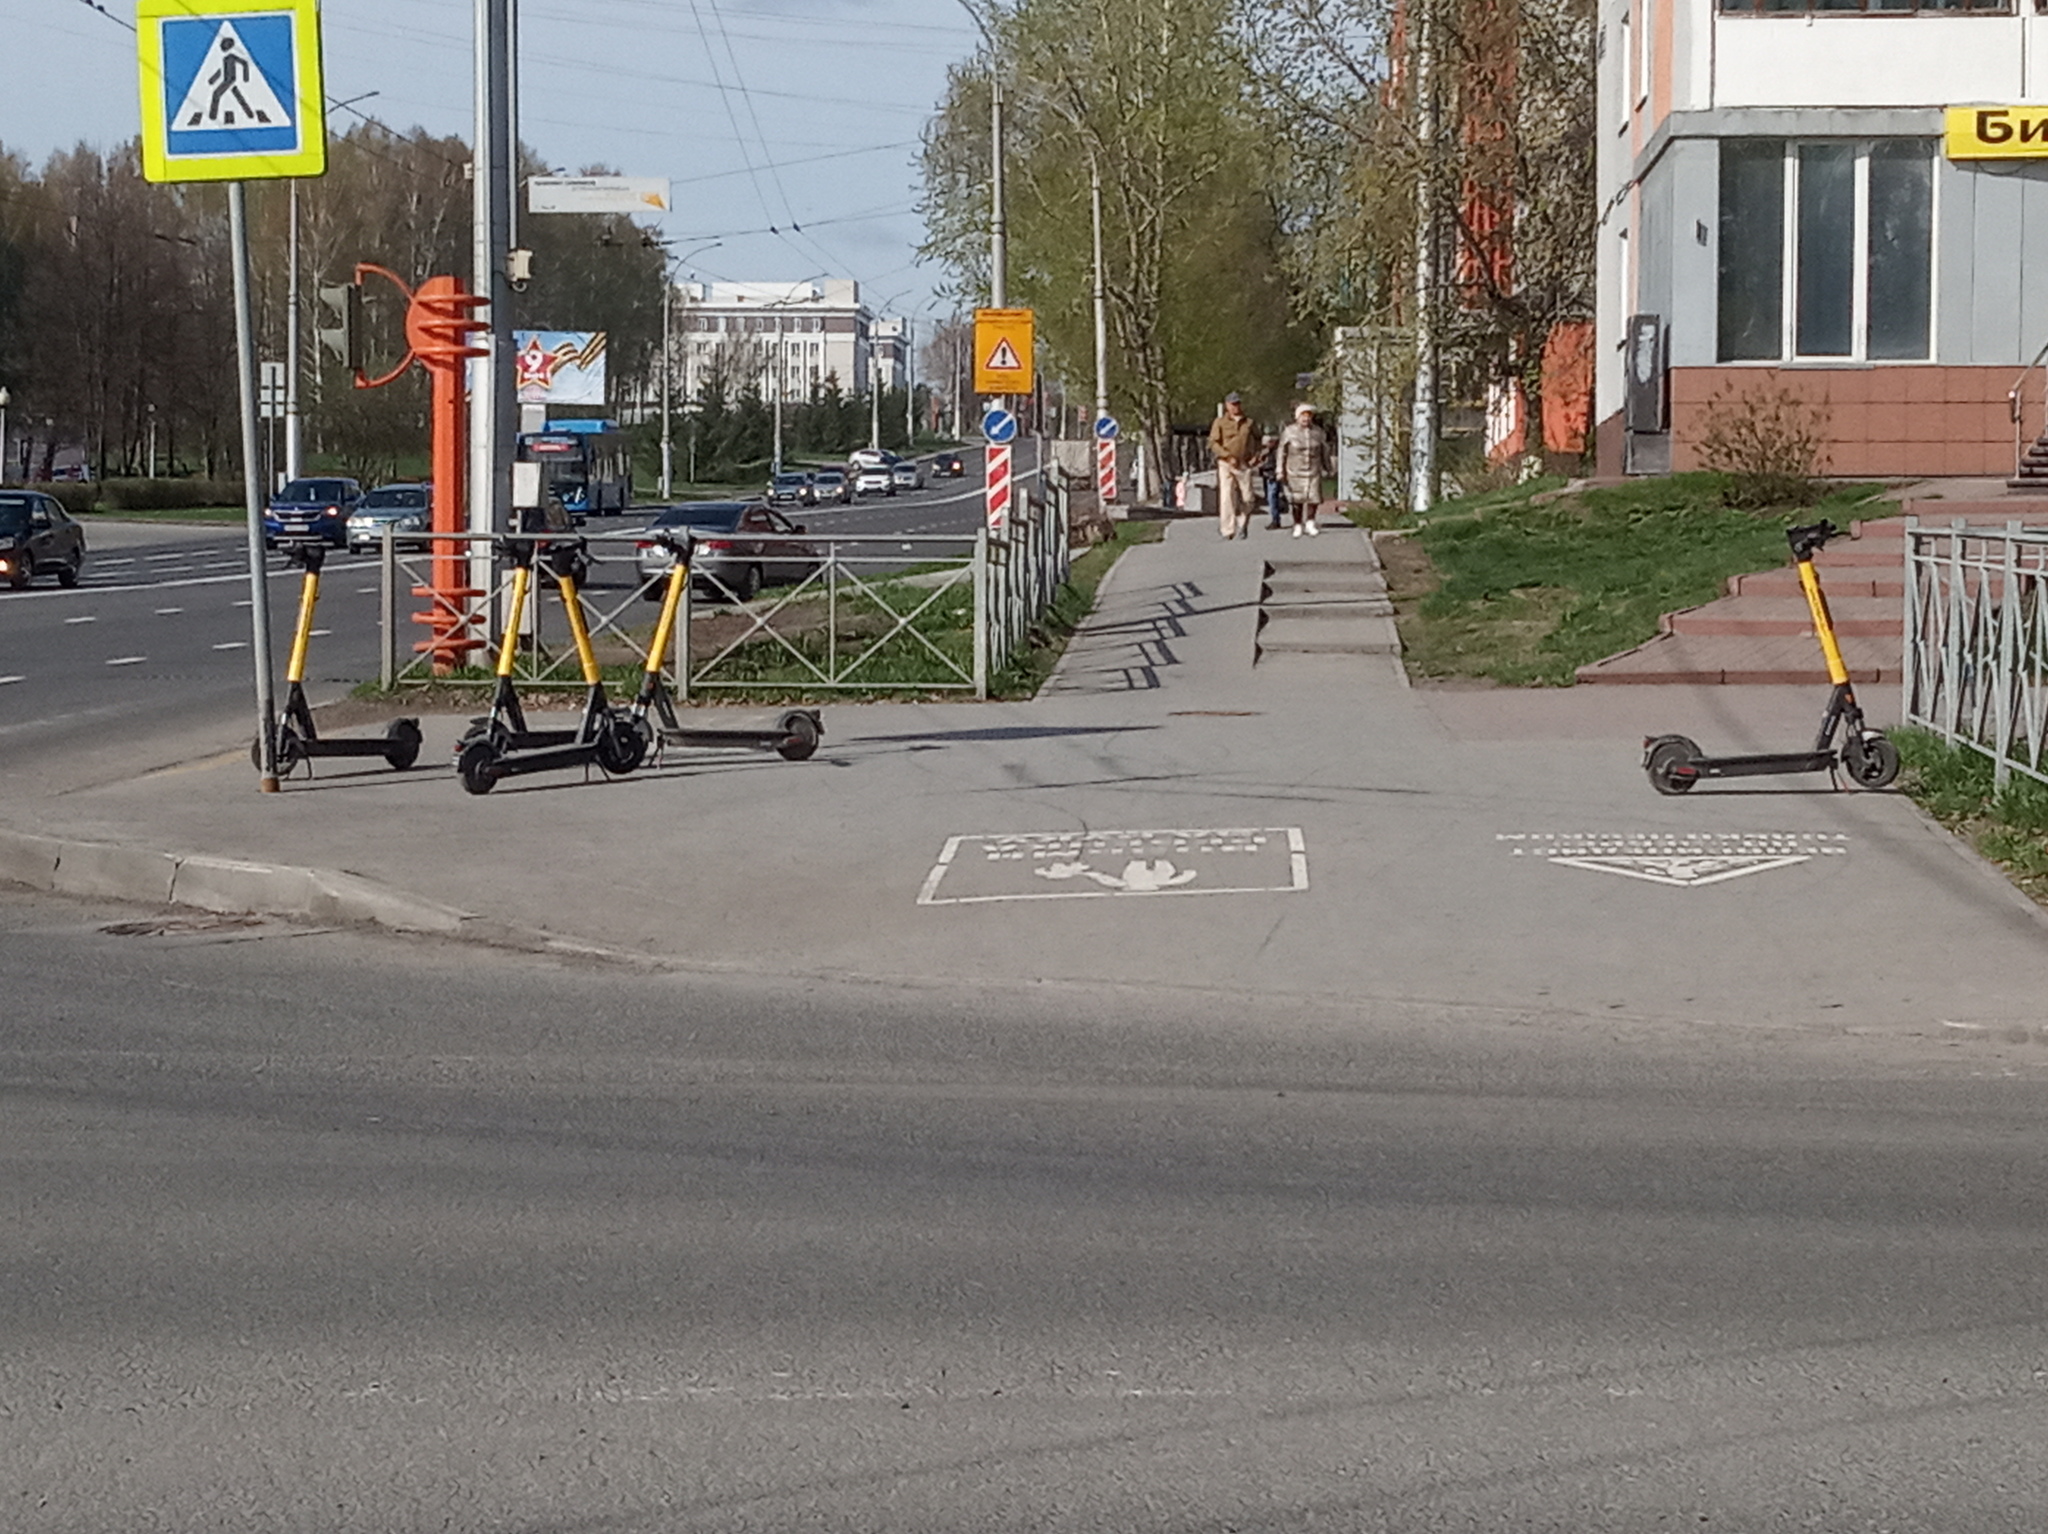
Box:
[734,564,763,603]
[57,554,81,589]
[7,564,29,590]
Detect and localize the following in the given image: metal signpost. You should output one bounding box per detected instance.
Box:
[983,406,1018,536]
[138,0,327,793]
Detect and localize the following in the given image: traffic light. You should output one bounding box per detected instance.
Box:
[315,282,363,373]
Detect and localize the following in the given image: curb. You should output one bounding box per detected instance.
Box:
[0,825,573,952]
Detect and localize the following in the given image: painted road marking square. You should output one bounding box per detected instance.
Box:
[1499,831,1848,888]
[919,827,1308,905]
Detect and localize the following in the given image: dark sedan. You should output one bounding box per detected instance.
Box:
[0,491,87,589]
[932,451,966,478]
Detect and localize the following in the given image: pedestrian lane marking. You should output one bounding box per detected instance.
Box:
[100,557,135,566]
[1499,832,1848,889]
[106,656,146,667]
[919,827,1308,905]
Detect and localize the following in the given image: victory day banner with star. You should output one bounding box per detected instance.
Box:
[513,331,607,406]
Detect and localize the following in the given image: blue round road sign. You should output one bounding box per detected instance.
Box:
[982,407,1019,444]
[1094,414,1119,441]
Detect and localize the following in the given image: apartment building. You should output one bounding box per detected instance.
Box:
[673,278,900,403]
[1598,0,2048,478]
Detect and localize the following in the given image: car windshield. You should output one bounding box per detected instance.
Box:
[278,479,349,501]
[651,504,745,532]
[0,498,35,534]
[773,474,807,488]
[815,471,843,482]
[361,487,426,510]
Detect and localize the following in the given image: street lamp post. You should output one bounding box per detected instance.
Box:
[657,240,723,500]
[954,1,1007,309]
[0,388,9,487]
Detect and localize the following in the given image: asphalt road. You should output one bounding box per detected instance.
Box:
[5,887,2047,1532]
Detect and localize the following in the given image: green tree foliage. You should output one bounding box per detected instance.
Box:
[920,0,1314,466]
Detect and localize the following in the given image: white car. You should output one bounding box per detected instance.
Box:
[848,448,898,471]
[853,464,896,497]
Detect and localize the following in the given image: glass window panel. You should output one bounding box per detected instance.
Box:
[1867,141,1933,359]
[1796,143,1855,356]
[1718,140,1785,361]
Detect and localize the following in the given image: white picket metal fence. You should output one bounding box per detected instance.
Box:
[377,481,1074,700]
[1904,516,2048,786]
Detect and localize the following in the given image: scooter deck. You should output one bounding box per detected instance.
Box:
[1681,750,1838,779]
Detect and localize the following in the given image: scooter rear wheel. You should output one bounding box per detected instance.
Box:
[1645,736,1701,796]
[383,719,423,771]
[457,737,502,795]
[776,710,821,762]
[595,713,648,775]
[1841,732,1900,790]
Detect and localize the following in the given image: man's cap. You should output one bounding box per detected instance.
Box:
[1224,391,1242,404]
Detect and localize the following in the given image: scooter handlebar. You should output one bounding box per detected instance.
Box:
[1786,520,1841,560]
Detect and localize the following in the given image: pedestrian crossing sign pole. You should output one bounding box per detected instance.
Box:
[136,0,328,790]
[137,0,327,184]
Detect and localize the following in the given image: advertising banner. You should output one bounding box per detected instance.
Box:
[527,176,671,214]
[1946,106,2048,161]
[513,331,607,406]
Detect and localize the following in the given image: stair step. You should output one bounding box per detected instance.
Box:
[1665,593,1900,638]
[1729,568,1903,598]
[1577,631,1898,686]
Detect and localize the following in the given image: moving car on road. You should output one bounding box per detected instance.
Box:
[264,477,362,549]
[848,447,898,471]
[635,501,819,603]
[931,451,965,478]
[767,472,816,507]
[811,468,852,504]
[891,460,924,492]
[0,491,86,589]
[346,483,432,553]
[853,463,896,498]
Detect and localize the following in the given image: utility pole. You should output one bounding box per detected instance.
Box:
[228,183,280,792]
[1409,0,1440,517]
[659,273,673,497]
[990,78,1008,308]
[906,318,916,446]
[773,309,786,476]
[870,337,882,451]
[472,0,515,578]
[1091,154,1108,430]
[284,180,302,482]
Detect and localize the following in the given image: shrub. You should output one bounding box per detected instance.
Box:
[99,477,242,511]
[43,483,99,514]
[1694,383,1829,509]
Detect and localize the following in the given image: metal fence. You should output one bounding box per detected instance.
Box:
[1904,516,2048,786]
[377,480,1074,700]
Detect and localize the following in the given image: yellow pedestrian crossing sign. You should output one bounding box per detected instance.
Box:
[974,307,1036,397]
[138,0,327,184]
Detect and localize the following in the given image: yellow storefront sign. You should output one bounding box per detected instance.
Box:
[1946,106,2048,162]
[973,308,1036,397]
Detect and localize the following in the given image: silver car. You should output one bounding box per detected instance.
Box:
[890,460,924,492]
[635,501,819,604]
[346,483,432,553]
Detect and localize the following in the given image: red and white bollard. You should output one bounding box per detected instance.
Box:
[1097,437,1118,504]
[985,443,1012,535]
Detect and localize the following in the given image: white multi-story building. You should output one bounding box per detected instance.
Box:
[1598,0,2048,478]
[672,279,905,404]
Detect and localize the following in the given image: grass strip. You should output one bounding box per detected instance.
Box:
[1893,727,2048,906]
[83,506,248,525]
[1378,472,1889,686]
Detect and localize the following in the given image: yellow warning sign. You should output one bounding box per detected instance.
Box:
[974,307,1035,397]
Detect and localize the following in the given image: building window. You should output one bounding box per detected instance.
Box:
[1718,0,2006,12]
[1715,138,1934,363]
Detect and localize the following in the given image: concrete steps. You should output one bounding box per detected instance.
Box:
[1254,535,1402,659]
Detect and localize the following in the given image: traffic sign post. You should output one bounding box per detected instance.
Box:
[982,407,1017,536]
[138,0,327,791]
[973,308,1035,398]
[1097,438,1118,504]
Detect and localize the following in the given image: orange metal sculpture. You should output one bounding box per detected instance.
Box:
[350,265,490,672]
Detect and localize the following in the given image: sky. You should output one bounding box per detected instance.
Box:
[0,0,978,325]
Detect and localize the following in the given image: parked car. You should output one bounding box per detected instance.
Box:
[931,451,965,478]
[264,476,362,548]
[853,463,896,498]
[346,483,432,553]
[811,468,852,504]
[767,471,816,507]
[635,501,819,603]
[848,447,898,471]
[891,459,924,492]
[0,491,87,589]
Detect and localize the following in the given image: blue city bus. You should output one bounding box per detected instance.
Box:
[514,419,633,517]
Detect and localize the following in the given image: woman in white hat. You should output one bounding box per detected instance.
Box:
[1275,403,1332,537]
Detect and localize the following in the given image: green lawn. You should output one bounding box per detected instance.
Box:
[1382,472,1892,686]
[1893,727,2048,908]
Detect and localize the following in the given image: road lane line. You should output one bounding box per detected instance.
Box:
[155,607,184,615]
[98,557,135,566]
[310,628,332,637]
[64,615,97,624]
[232,599,252,607]
[212,641,248,651]
[0,561,378,600]
[0,675,23,685]
[105,656,146,666]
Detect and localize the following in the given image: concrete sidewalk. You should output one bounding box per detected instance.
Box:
[7,517,2045,1033]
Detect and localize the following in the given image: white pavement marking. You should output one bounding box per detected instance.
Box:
[212,641,248,651]
[309,628,331,637]
[356,586,378,594]
[63,615,96,624]
[232,599,252,607]
[919,828,1310,906]
[155,607,184,615]
[0,675,24,685]
[99,557,136,566]
[0,560,377,601]
[105,656,146,667]
[1498,832,1849,889]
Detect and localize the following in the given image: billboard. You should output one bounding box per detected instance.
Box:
[513,331,606,406]
[527,176,671,214]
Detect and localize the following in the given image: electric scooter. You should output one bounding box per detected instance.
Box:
[255,541,423,777]
[454,536,644,795]
[1642,519,1900,795]
[622,530,822,764]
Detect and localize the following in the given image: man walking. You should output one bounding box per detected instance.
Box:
[1208,392,1259,540]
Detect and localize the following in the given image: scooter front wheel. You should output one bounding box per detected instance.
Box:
[1644,735,1700,796]
[595,713,648,775]
[383,718,423,771]
[457,737,503,795]
[775,710,821,762]
[1841,732,1900,790]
